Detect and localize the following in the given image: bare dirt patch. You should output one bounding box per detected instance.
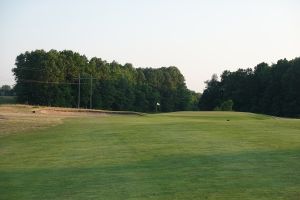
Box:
[36,108,109,117]
[0,115,7,120]
[0,105,143,137]
[34,107,144,116]
[0,105,65,137]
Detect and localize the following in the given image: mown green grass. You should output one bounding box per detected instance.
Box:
[1,111,300,199]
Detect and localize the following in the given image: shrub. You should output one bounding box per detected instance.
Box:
[220,100,234,111]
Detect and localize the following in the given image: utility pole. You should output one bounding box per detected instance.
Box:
[78,73,80,108]
[90,74,93,109]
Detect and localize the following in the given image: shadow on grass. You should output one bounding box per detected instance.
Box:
[1,149,300,200]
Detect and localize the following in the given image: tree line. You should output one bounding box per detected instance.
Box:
[13,50,199,112]
[199,57,300,117]
[11,50,300,117]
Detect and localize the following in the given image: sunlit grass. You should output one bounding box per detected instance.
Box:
[1,107,300,199]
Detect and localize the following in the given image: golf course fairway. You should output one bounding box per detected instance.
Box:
[1,106,300,199]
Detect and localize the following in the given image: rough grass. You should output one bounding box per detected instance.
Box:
[0,107,300,199]
[0,105,64,137]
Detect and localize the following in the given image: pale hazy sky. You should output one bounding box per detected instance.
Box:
[1,0,299,92]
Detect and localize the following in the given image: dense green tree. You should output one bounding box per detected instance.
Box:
[220,100,234,111]
[13,49,196,112]
[199,74,222,111]
[0,85,14,96]
[199,57,300,117]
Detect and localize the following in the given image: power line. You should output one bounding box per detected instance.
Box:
[12,74,93,109]
[17,79,85,85]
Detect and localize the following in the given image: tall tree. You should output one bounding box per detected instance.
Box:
[13,49,195,112]
[199,57,300,117]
